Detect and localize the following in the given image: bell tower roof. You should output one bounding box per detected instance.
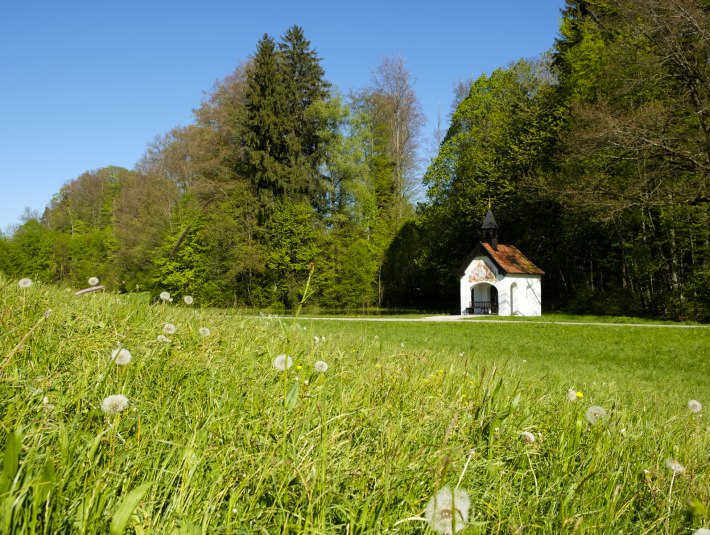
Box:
[481,209,499,249]
[481,209,498,230]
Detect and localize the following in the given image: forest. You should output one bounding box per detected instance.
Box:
[1,0,708,321]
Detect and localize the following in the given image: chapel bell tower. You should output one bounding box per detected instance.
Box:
[481,209,498,250]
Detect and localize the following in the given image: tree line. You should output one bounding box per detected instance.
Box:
[2,1,708,320]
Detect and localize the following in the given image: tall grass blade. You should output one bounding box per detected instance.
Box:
[0,428,21,494]
[109,482,151,535]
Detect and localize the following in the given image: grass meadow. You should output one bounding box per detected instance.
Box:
[1,276,709,534]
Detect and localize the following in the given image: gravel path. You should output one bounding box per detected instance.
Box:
[266,315,708,329]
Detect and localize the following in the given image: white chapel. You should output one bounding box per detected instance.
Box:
[457,210,544,316]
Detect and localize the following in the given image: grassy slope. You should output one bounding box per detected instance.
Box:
[1,278,708,533]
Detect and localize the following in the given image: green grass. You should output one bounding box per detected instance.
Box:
[459,312,703,325]
[1,276,708,534]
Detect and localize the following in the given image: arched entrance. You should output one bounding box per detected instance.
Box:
[469,283,499,315]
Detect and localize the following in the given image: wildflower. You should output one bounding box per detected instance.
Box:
[159,291,171,301]
[576,391,584,399]
[688,399,702,413]
[18,278,33,288]
[110,348,132,366]
[88,277,99,286]
[424,486,470,534]
[101,394,129,414]
[198,327,211,337]
[272,354,293,371]
[314,360,329,373]
[183,295,194,305]
[163,323,176,335]
[521,431,536,444]
[567,388,577,401]
[585,405,607,425]
[156,334,171,343]
[665,458,685,475]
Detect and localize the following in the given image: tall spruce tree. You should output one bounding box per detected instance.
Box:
[244,28,331,210]
[279,25,331,205]
[244,34,291,204]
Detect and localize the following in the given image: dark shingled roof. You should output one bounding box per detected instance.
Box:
[457,242,545,277]
[481,209,498,229]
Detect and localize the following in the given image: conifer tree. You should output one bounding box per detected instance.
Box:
[244,34,290,204]
[278,25,331,182]
[244,28,332,210]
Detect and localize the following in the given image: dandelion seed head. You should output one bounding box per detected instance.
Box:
[424,486,471,534]
[665,458,685,475]
[688,399,702,413]
[585,405,607,425]
[163,323,176,335]
[88,277,99,286]
[567,388,577,401]
[159,291,170,301]
[693,529,710,535]
[157,334,171,343]
[101,394,129,414]
[521,431,536,444]
[199,327,211,337]
[272,354,293,371]
[314,360,329,373]
[110,348,132,366]
[18,278,33,288]
[183,295,194,305]
[42,396,49,405]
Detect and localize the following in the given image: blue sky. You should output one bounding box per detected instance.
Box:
[0,1,564,232]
